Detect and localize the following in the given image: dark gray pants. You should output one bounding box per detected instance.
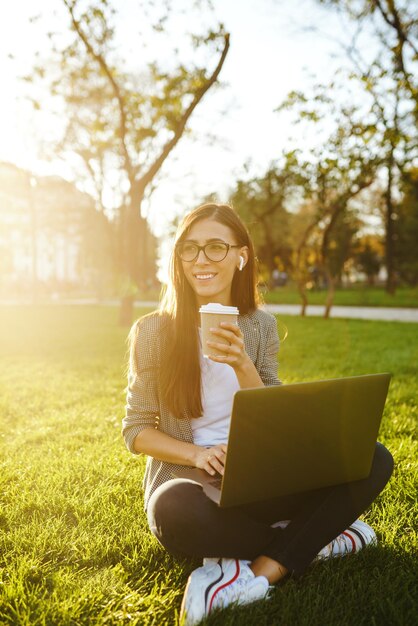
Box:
[147,442,393,575]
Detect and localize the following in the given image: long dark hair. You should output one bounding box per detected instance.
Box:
[131,203,261,419]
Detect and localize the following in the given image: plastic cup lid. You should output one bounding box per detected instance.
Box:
[199,303,239,315]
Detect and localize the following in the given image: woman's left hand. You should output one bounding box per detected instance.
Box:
[206,322,250,371]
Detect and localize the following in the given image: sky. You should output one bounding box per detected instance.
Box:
[1,0,351,237]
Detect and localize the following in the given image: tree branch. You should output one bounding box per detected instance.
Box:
[137,33,230,191]
[62,0,135,183]
[321,172,375,260]
[374,0,418,57]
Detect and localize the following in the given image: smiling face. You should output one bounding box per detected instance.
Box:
[180,218,248,307]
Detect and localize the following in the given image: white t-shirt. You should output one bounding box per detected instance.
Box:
[191,329,240,447]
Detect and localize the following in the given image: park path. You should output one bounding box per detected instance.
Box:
[263,304,418,323]
[128,301,418,322]
[126,301,418,322]
[1,299,417,322]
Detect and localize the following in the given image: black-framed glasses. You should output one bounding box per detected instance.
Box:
[176,241,241,262]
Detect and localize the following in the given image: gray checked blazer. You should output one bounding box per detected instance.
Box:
[122,307,281,511]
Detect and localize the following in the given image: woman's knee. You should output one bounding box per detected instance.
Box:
[373,442,394,486]
[147,478,203,543]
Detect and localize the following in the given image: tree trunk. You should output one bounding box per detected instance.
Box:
[27,174,39,304]
[119,295,134,326]
[118,185,146,327]
[260,221,277,289]
[385,150,397,295]
[320,204,343,319]
[293,219,319,316]
[324,269,336,319]
[296,279,308,316]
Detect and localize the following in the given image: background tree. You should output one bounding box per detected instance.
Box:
[353,234,383,285]
[316,0,418,293]
[230,156,301,285]
[318,0,417,104]
[27,0,230,324]
[287,200,322,315]
[323,207,362,286]
[396,168,418,286]
[277,90,379,316]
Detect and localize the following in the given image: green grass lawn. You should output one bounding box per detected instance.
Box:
[263,284,418,308]
[0,305,417,625]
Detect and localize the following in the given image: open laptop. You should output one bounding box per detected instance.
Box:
[172,373,391,507]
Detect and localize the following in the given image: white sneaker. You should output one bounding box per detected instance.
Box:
[270,519,290,530]
[202,556,251,567]
[316,519,377,560]
[180,558,269,625]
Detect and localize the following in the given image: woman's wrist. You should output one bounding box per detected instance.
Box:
[187,443,204,467]
[234,356,264,388]
[233,355,253,375]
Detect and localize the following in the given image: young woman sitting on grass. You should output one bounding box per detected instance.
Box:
[122,203,393,625]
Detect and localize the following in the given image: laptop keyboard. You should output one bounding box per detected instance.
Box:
[208,477,223,490]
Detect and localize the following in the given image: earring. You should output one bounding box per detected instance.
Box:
[239,256,245,271]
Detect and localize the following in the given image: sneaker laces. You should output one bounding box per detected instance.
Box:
[333,533,352,555]
[212,567,265,609]
[316,520,376,561]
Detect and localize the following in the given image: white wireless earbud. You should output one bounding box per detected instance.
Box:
[239,256,245,271]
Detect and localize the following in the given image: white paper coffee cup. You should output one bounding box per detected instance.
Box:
[199,303,239,357]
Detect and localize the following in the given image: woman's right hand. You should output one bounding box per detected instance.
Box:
[194,444,227,476]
